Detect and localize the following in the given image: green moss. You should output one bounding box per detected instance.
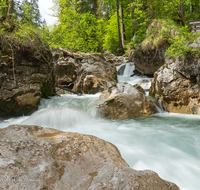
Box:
[41,74,56,98]
[149,91,156,97]
[105,99,115,105]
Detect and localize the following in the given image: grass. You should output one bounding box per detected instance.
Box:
[141,19,181,51]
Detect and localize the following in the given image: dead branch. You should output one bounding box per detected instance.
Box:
[59,48,83,61]
[57,85,80,95]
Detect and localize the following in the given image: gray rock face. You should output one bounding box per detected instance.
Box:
[72,54,117,94]
[149,57,200,114]
[0,49,55,117]
[54,57,78,87]
[130,43,166,75]
[0,125,180,190]
[99,83,157,119]
[102,51,128,66]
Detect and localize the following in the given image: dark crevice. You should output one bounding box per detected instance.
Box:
[190,75,197,84]
[130,69,154,78]
[60,82,74,90]
[175,70,189,80]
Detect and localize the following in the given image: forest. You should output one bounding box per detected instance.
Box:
[1,1,200,190]
[1,0,200,55]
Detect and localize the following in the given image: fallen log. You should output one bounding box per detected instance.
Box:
[59,48,83,61]
[57,85,80,95]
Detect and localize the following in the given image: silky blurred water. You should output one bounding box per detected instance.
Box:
[0,64,200,190]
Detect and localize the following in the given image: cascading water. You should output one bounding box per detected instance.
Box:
[117,62,153,95]
[0,64,200,190]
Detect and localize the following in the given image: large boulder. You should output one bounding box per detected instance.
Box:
[129,19,181,75]
[54,56,78,88]
[0,46,55,117]
[149,56,200,114]
[99,83,157,119]
[0,125,180,190]
[130,42,166,75]
[73,54,117,94]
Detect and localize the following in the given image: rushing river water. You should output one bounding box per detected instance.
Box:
[0,63,200,190]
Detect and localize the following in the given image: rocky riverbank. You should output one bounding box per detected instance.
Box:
[149,56,200,114]
[0,42,55,117]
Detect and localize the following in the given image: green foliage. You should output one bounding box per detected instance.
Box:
[49,0,105,52]
[0,0,44,27]
[141,19,181,51]
[165,27,200,58]
[103,13,119,54]
[0,23,50,66]
[3,0,199,57]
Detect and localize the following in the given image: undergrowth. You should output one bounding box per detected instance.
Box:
[140,19,200,58]
[0,24,51,64]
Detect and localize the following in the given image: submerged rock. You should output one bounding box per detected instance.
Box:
[73,54,117,94]
[0,125,180,190]
[0,47,55,117]
[149,56,200,114]
[99,83,157,119]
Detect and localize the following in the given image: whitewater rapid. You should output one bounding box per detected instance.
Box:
[0,62,200,190]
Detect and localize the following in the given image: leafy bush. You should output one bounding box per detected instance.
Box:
[165,29,200,58]
[48,11,105,53]
[103,13,120,54]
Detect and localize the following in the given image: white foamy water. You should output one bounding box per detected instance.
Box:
[123,62,135,76]
[0,68,200,190]
[117,62,153,93]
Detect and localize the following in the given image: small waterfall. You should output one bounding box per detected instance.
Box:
[123,62,135,76]
[154,101,165,113]
[117,62,135,76]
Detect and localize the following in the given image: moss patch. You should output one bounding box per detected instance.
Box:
[41,74,56,98]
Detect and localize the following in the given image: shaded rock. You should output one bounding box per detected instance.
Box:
[99,83,157,119]
[0,48,55,117]
[73,54,117,94]
[54,57,78,88]
[130,42,166,75]
[133,84,146,94]
[149,56,200,114]
[117,64,126,75]
[55,87,65,96]
[0,125,180,190]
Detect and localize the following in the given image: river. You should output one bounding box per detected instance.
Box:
[0,62,200,190]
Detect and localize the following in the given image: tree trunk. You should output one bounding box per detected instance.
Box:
[117,1,124,54]
[180,0,184,18]
[120,4,125,47]
[93,0,98,17]
[6,0,13,23]
[199,0,200,13]
[190,0,193,14]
